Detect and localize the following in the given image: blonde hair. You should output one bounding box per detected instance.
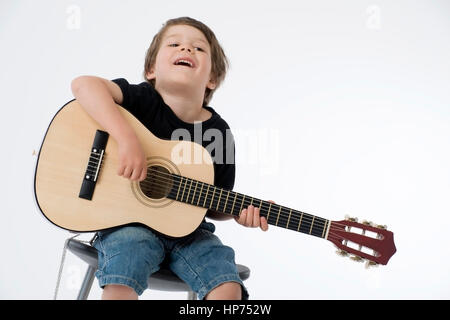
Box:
[143,17,229,105]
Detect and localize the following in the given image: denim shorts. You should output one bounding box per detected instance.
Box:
[93,221,248,300]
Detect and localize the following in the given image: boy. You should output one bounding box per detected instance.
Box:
[71,17,268,300]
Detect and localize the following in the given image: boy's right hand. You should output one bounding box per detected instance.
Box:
[117,135,147,182]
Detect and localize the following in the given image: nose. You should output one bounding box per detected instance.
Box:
[180,47,192,53]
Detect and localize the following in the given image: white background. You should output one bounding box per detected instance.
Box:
[1,0,449,299]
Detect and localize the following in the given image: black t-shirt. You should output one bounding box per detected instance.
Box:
[112,78,236,192]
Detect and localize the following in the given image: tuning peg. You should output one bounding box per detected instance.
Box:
[336,249,349,257]
[375,224,387,230]
[350,255,364,262]
[362,220,374,226]
[345,215,358,222]
[365,260,379,269]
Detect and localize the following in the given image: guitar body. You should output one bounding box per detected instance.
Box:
[34,100,214,237]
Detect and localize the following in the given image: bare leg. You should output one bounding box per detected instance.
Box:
[205,282,242,300]
[102,284,138,300]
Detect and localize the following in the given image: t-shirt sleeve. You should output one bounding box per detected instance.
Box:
[112,78,156,120]
[213,127,236,190]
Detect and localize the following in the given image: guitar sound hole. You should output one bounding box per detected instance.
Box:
[139,165,173,200]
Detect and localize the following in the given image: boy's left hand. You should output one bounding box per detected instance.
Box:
[235,200,275,232]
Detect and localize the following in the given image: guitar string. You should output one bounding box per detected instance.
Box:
[139,167,352,230]
[86,152,378,253]
[137,168,351,230]
[95,159,358,231]
[103,170,371,248]
[123,170,376,253]
[113,176,351,247]
[328,231,379,259]
[139,182,329,235]
[139,170,329,229]
[141,166,319,223]
[328,228,382,251]
[143,178,352,241]
[141,180,356,238]
[88,146,371,234]
[329,227,382,244]
[143,170,353,232]
[121,166,368,234]
[328,230,350,242]
[91,159,346,240]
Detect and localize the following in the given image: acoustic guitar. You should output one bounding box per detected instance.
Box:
[34,100,396,267]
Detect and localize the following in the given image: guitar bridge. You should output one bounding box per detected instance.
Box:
[79,130,109,200]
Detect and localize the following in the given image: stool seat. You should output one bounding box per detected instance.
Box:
[66,238,250,295]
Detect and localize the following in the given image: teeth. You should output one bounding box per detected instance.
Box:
[176,59,193,67]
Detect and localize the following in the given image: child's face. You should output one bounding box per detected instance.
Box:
[146,24,216,95]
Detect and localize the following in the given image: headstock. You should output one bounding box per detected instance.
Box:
[327,215,396,267]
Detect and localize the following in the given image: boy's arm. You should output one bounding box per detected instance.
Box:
[71,75,126,139]
[71,75,147,181]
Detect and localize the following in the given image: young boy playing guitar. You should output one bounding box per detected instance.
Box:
[71,17,271,300]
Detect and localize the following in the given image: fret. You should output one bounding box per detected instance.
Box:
[239,195,245,215]
[309,216,316,234]
[186,179,193,204]
[192,181,198,205]
[275,206,282,226]
[203,184,210,207]
[297,212,304,232]
[285,211,299,231]
[323,220,330,239]
[258,199,264,221]
[299,213,313,234]
[231,192,238,216]
[286,209,293,228]
[250,197,254,206]
[223,190,230,214]
[321,220,328,238]
[287,210,300,231]
[311,217,327,238]
[196,182,204,206]
[210,186,216,209]
[175,176,183,201]
[266,202,273,221]
[216,189,223,211]
[180,177,188,202]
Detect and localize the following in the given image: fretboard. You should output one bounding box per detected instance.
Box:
[166,174,330,239]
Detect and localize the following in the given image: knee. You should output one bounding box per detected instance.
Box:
[205,282,242,300]
[102,284,138,300]
[102,226,164,266]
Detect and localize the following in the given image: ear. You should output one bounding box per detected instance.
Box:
[146,69,156,81]
[206,77,216,90]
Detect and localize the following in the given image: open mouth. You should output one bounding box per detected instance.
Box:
[174,58,195,68]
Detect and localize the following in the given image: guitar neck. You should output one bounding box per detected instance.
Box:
[165,173,330,239]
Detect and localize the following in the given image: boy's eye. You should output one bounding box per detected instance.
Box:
[168,43,205,52]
